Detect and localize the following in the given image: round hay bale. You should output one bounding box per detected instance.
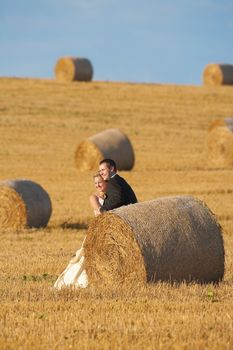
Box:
[208,117,233,132]
[0,179,52,229]
[205,122,233,167]
[75,128,135,171]
[84,196,225,285]
[54,57,93,82]
[203,63,233,86]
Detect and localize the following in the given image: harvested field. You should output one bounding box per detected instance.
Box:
[1,77,233,349]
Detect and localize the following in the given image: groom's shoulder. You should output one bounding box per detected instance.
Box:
[109,174,119,183]
[109,174,124,186]
[112,174,130,187]
[112,174,124,182]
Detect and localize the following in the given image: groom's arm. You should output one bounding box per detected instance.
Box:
[99,180,124,212]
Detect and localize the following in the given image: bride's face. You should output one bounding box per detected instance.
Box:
[94,176,107,192]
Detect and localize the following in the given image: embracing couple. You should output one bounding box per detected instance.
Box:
[90,158,137,216]
[53,158,137,290]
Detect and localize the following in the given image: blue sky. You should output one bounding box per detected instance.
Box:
[1,0,233,84]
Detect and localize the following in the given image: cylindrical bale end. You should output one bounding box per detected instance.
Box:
[205,123,233,167]
[75,140,103,172]
[75,128,135,171]
[0,186,27,229]
[0,179,52,229]
[54,57,93,82]
[84,196,225,285]
[84,213,146,286]
[203,64,233,86]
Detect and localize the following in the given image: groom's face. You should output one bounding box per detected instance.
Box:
[99,162,111,181]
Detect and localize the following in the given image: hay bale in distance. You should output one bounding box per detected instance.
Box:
[205,118,233,167]
[203,63,233,86]
[54,57,93,82]
[0,179,52,229]
[84,196,225,285]
[208,117,233,132]
[75,128,135,171]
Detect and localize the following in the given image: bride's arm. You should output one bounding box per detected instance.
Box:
[89,193,101,209]
[89,193,101,216]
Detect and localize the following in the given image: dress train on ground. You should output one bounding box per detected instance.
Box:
[53,237,88,289]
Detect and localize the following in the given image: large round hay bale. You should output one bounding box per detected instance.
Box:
[0,179,52,229]
[84,196,225,285]
[205,118,233,167]
[54,57,93,82]
[75,128,135,171]
[203,63,233,86]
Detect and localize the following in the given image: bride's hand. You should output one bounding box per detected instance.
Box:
[98,191,106,199]
[94,208,101,216]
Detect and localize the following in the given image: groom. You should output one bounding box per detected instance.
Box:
[98,158,137,212]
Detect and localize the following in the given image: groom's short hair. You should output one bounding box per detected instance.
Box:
[99,159,117,172]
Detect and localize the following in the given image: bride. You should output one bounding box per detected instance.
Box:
[53,174,107,289]
[89,173,108,216]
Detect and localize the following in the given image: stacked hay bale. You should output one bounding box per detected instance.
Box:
[205,118,233,167]
[75,128,135,171]
[203,64,233,86]
[54,57,93,82]
[0,179,52,229]
[84,196,225,285]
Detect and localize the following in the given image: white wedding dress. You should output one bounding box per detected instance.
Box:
[53,237,88,289]
[53,197,104,290]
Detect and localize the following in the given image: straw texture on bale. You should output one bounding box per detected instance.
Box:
[54,57,93,82]
[75,128,135,171]
[205,118,233,167]
[84,196,225,285]
[203,64,233,86]
[0,179,52,229]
